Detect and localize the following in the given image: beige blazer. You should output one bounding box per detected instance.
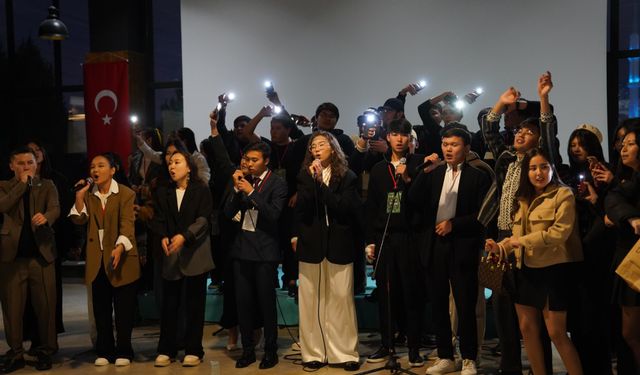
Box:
[0,177,60,263]
[501,185,583,268]
[70,183,140,287]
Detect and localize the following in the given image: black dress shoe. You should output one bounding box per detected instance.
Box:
[235,351,256,368]
[35,353,52,371]
[366,346,390,363]
[259,351,278,369]
[1,357,25,374]
[303,361,326,369]
[343,361,360,371]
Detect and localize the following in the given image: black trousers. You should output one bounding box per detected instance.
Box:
[375,232,422,350]
[92,265,137,360]
[234,259,278,353]
[429,236,479,360]
[157,272,208,358]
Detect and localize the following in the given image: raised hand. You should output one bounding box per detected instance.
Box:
[499,87,521,106]
[538,71,553,98]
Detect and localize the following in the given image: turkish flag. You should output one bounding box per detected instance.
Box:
[83,61,131,170]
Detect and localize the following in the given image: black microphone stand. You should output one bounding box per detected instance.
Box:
[356,171,417,375]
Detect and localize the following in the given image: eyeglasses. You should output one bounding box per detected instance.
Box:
[309,142,329,151]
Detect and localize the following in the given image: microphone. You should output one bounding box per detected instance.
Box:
[27,175,33,188]
[395,157,407,179]
[72,177,94,192]
[415,158,434,172]
[312,157,321,179]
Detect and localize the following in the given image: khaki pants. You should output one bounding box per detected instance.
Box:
[298,260,359,363]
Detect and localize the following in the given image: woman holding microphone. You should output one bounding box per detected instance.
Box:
[69,153,140,367]
[293,131,362,371]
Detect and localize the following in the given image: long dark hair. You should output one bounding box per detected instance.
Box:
[515,148,562,205]
[142,128,163,152]
[25,139,53,179]
[302,131,349,184]
[567,128,605,170]
[168,148,203,187]
[616,127,640,182]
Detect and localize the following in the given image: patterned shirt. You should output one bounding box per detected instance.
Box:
[497,156,523,231]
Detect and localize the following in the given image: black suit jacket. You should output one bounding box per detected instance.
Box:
[152,182,214,280]
[294,169,361,265]
[223,170,288,262]
[409,162,490,267]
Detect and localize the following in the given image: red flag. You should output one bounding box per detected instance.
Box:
[83,61,131,170]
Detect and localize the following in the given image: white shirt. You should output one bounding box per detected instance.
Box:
[176,188,186,211]
[435,163,463,224]
[68,179,133,251]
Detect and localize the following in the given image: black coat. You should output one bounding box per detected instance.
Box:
[151,182,214,280]
[223,171,288,262]
[294,168,361,264]
[409,162,490,267]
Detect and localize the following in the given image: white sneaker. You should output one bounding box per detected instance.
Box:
[182,355,201,367]
[461,359,477,375]
[94,357,109,366]
[154,354,171,367]
[114,358,130,367]
[425,358,456,374]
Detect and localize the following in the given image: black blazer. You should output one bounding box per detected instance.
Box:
[152,182,214,280]
[223,170,288,262]
[409,162,490,267]
[294,168,361,265]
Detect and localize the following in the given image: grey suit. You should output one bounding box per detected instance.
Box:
[0,176,60,357]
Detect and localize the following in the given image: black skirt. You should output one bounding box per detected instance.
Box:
[515,262,578,311]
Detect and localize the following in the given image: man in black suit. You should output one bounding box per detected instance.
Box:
[223,142,287,370]
[409,127,491,375]
[364,119,425,367]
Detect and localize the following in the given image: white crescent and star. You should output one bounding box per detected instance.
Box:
[94,89,119,125]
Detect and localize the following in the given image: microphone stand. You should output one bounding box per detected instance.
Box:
[357,169,417,375]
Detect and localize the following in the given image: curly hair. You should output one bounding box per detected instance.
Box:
[302,131,349,184]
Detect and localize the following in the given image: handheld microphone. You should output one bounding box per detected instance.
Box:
[27,175,33,188]
[72,177,94,192]
[312,157,321,179]
[415,159,433,172]
[395,157,407,179]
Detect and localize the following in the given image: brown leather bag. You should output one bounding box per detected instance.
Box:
[478,246,511,291]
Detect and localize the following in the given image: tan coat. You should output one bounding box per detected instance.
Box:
[70,183,140,287]
[501,185,583,268]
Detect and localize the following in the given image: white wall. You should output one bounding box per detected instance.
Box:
[181,0,608,156]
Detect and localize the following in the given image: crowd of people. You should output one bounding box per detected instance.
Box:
[1,71,640,375]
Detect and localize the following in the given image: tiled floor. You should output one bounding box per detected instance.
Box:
[0,282,573,374]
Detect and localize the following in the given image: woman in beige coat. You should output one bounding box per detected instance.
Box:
[486,148,583,375]
[69,153,140,367]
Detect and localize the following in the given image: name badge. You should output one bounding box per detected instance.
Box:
[386,192,402,214]
[242,209,259,232]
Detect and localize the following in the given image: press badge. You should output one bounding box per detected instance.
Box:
[386,192,402,214]
[242,209,259,232]
[98,229,105,251]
